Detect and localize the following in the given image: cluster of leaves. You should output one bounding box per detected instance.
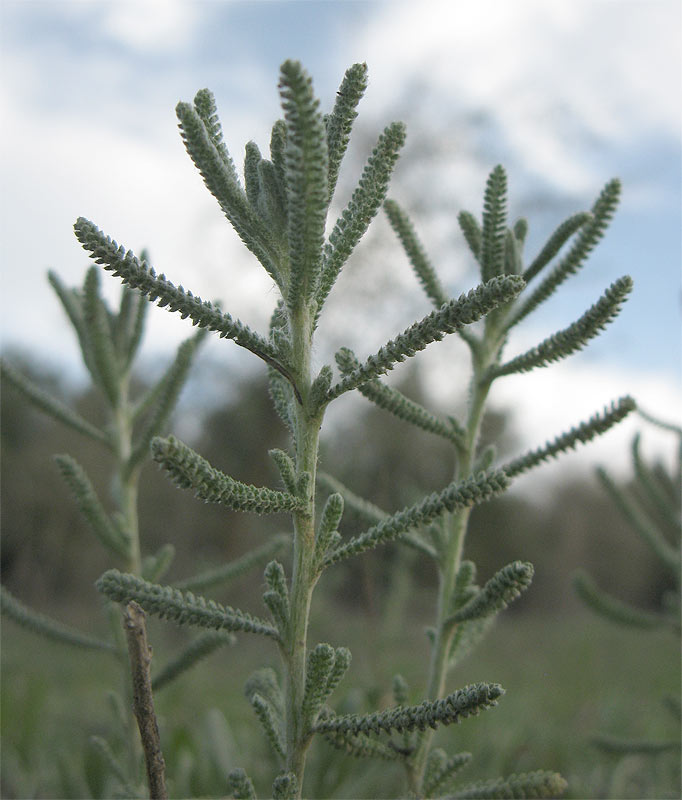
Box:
[574,411,681,757]
[3,58,638,800]
[0,269,286,796]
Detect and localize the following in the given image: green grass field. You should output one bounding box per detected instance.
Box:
[2,607,679,799]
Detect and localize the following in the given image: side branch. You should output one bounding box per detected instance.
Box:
[123,602,168,800]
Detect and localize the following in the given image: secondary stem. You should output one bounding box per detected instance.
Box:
[409,335,499,795]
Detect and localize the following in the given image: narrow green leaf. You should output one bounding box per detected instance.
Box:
[596,467,680,575]
[631,434,682,537]
[313,682,504,737]
[151,435,304,514]
[509,179,621,327]
[324,469,509,567]
[422,750,473,798]
[336,348,462,444]
[491,276,633,378]
[244,140,263,209]
[573,570,667,630]
[141,543,176,583]
[325,62,368,203]
[450,770,567,799]
[82,266,120,405]
[320,726,404,761]
[97,569,280,639]
[174,535,289,592]
[315,122,405,317]
[176,99,281,283]
[384,198,449,309]
[458,210,482,263]
[523,211,593,283]
[279,59,328,309]
[0,359,110,446]
[152,631,235,691]
[447,561,534,625]
[127,329,206,473]
[480,165,508,281]
[54,454,130,558]
[74,217,297,384]
[502,396,636,479]
[328,276,525,400]
[272,773,299,800]
[1,585,114,651]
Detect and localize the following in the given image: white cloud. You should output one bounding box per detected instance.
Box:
[356,0,680,193]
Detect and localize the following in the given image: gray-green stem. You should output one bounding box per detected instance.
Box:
[408,333,500,796]
[283,305,324,793]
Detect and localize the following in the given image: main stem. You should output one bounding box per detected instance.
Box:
[284,305,322,794]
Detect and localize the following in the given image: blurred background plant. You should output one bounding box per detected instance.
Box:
[573,409,681,797]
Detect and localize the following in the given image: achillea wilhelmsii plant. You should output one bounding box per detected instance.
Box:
[3,60,637,799]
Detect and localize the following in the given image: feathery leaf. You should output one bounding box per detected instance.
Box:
[573,570,667,630]
[152,631,235,691]
[491,276,633,378]
[174,535,289,592]
[1,585,114,651]
[423,750,473,798]
[384,198,449,309]
[523,211,593,283]
[508,178,621,327]
[502,397,636,479]
[128,329,206,473]
[336,349,463,444]
[325,62,368,202]
[73,218,292,381]
[82,266,120,405]
[54,454,131,558]
[596,467,680,575]
[151,435,304,514]
[448,770,567,799]
[176,99,280,283]
[97,569,280,639]
[480,165,508,281]
[315,492,344,558]
[0,359,111,446]
[313,682,503,737]
[458,211,482,264]
[279,59,328,309]
[328,276,525,400]
[320,727,404,761]
[227,768,257,800]
[447,561,534,625]
[315,122,405,317]
[272,773,299,800]
[323,469,509,567]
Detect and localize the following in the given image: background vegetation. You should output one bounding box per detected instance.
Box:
[1,344,679,798]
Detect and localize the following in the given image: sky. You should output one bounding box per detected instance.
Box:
[1,0,680,478]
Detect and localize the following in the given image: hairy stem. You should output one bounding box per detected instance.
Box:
[283,306,323,792]
[409,336,499,794]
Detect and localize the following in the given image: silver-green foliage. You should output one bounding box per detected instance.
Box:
[73,60,635,798]
[0,267,286,795]
[574,412,681,756]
